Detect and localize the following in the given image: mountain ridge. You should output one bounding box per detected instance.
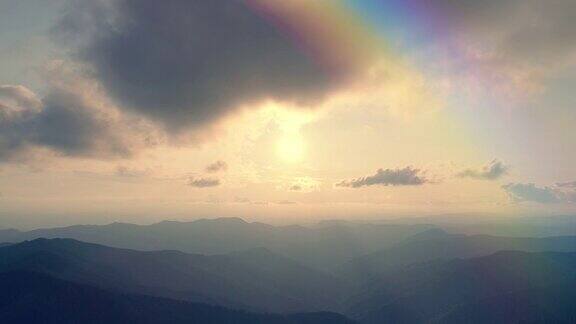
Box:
[0,217,434,272]
[0,237,346,313]
[0,270,355,324]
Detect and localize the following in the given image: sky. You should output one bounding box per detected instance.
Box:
[0,0,575,228]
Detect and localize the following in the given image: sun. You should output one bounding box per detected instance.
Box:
[253,101,314,164]
[277,132,305,163]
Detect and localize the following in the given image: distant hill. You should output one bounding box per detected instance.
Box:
[0,230,20,242]
[0,271,355,324]
[346,251,576,323]
[0,238,346,313]
[375,214,576,237]
[434,285,576,324]
[0,217,433,271]
[2,236,576,323]
[339,231,576,283]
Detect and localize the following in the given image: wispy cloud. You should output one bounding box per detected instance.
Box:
[557,181,576,188]
[188,177,220,188]
[115,166,150,178]
[205,160,228,173]
[457,160,509,180]
[502,182,576,204]
[276,200,297,205]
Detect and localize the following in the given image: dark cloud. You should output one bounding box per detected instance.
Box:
[188,177,220,188]
[0,95,132,160]
[337,167,428,188]
[31,90,132,157]
[205,160,228,173]
[0,68,157,162]
[56,0,336,131]
[502,183,562,204]
[457,160,509,180]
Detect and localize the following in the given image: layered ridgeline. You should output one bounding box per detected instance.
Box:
[0,218,433,272]
[339,228,576,283]
[345,251,576,324]
[373,215,576,238]
[4,217,576,275]
[0,238,346,314]
[0,271,354,324]
[2,220,576,323]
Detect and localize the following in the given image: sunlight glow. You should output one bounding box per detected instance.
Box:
[253,102,315,164]
[277,132,305,163]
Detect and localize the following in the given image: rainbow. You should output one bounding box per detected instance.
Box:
[244,0,501,100]
[244,0,453,78]
[246,1,525,140]
[244,0,523,200]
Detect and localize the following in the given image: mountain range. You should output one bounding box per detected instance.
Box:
[339,228,576,283]
[0,271,353,324]
[0,217,433,272]
[0,238,345,313]
[2,217,576,323]
[345,251,576,323]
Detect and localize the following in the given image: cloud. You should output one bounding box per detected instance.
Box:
[276,200,297,205]
[337,167,428,188]
[234,196,251,204]
[0,85,42,112]
[6,0,574,165]
[115,166,149,178]
[0,65,159,162]
[55,0,339,132]
[557,181,576,188]
[205,160,228,173]
[433,0,576,92]
[502,183,563,204]
[188,177,220,188]
[444,0,576,64]
[286,177,321,193]
[47,0,576,129]
[457,160,509,180]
